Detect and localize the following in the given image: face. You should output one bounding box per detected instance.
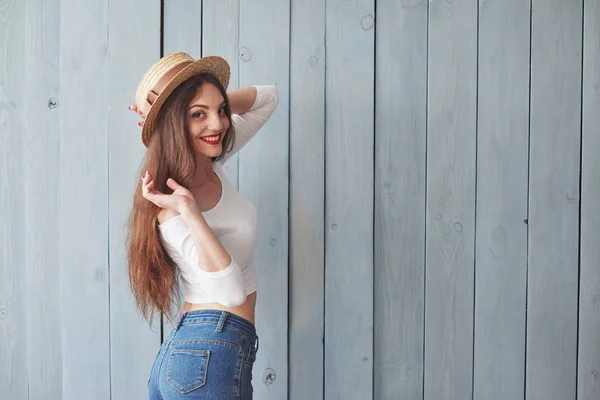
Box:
[186,83,230,159]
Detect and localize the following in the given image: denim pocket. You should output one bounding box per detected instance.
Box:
[166,350,211,394]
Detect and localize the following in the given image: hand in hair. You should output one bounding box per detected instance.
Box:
[141,171,198,215]
[128,104,146,127]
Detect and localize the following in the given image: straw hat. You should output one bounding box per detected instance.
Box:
[135,52,230,147]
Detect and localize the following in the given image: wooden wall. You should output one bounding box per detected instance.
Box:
[1,0,599,399]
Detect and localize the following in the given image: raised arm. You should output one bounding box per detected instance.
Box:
[223,85,279,161]
[227,86,258,115]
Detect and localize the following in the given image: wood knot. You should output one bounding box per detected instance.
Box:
[263,368,276,384]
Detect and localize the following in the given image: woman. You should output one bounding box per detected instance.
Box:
[127,52,278,399]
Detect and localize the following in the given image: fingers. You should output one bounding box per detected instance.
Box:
[141,172,150,198]
[141,170,151,186]
[141,171,159,200]
[129,105,146,127]
[128,105,144,115]
[166,178,181,191]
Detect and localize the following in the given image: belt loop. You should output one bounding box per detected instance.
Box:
[216,311,229,332]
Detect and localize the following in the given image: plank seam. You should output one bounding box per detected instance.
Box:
[575,1,586,398]
[422,1,430,398]
[286,0,293,396]
[523,1,533,398]
[322,0,328,397]
[106,0,112,398]
[371,0,377,398]
[471,0,481,398]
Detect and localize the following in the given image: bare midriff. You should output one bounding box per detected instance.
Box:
[182,291,257,325]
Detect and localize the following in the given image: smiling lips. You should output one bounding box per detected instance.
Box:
[200,134,222,145]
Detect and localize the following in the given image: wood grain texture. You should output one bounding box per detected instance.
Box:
[473,1,530,399]
[24,0,62,398]
[526,1,582,399]
[238,0,290,398]
[0,0,27,398]
[325,1,375,399]
[108,1,162,399]
[203,0,241,186]
[425,0,478,398]
[163,0,202,59]
[374,1,427,399]
[59,0,110,397]
[288,0,325,398]
[578,2,600,399]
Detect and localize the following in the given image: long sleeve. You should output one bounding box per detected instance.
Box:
[224,85,279,162]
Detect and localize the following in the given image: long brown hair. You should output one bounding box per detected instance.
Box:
[128,73,235,321]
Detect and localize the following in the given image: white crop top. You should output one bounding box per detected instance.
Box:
[158,85,278,307]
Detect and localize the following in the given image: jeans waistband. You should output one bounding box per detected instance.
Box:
[176,309,257,341]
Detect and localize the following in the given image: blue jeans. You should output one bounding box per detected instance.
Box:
[148,310,258,399]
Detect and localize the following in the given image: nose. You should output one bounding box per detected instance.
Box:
[207,111,224,132]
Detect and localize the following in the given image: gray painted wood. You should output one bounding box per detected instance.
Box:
[374,1,427,399]
[238,1,290,397]
[59,0,110,397]
[108,1,162,399]
[473,1,530,399]
[163,0,202,59]
[3,3,599,398]
[526,1,582,399]
[203,0,241,187]
[325,1,374,399]
[288,0,325,398]
[24,0,62,398]
[425,0,478,398]
[578,2,600,399]
[0,0,27,398]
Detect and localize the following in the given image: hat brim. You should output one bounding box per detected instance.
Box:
[141,56,230,147]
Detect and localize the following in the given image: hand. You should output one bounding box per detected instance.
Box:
[128,104,146,127]
[141,171,198,215]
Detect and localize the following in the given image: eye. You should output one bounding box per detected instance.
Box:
[218,107,226,115]
[191,111,205,119]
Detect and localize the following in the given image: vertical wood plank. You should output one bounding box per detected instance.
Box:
[374,1,427,399]
[473,1,530,399]
[425,0,478,398]
[202,0,241,186]
[163,0,202,59]
[24,0,62,398]
[59,0,110,398]
[0,0,27,398]
[108,1,162,399]
[527,1,582,399]
[578,1,600,398]
[238,1,290,398]
[288,0,325,398]
[325,1,374,399]
[161,0,203,335]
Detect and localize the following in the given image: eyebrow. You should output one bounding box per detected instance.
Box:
[189,102,226,111]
